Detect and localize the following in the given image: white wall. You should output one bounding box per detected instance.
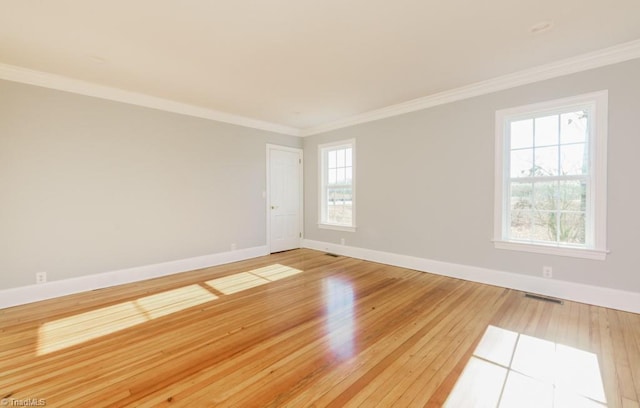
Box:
[303,59,640,294]
[0,80,300,290]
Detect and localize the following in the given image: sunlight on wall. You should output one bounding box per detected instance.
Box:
[324,277,356,360]
[205,264,302,295]
[444,325,607,407]
[37,285,217,355]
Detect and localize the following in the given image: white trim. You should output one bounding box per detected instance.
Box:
[300,39,640,136]
[494,90,608,119]
[266,144,304,253]
[0,246,268,309]
[1,40,639,138]
[592,92,608,252]
[302,239,640,314]
[494,90,608,259]
[318,223,357,232]
[493,240,608,260]
[0,63,300,136]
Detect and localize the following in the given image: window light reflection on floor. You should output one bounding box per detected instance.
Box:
[38,285,217,355]
[444,325,607,407]
[324,277,356,360]
[38,263,304,356]
[205,264,302,295]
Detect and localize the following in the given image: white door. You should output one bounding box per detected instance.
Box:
[268,145,302,253]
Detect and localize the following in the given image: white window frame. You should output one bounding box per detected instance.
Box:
[494,91,608,260]
[318,139,356,232]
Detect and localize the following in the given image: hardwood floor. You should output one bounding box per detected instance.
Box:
[0,249,638,407]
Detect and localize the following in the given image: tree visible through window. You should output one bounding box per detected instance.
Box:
[494,92,608,259]
[509,110,588,244]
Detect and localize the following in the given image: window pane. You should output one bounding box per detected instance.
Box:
[510,182,532,210]
[558,212,586,244]
[327,205,339,224]
[533,211,557,242]
[343,187,353,204]
[534,146,558,176]
[327,202,352,226]
[558,181,586,212]
[328,150,337,168]
[328,169,337,184]
[533,181,556,211]
[327,188,336,205]
[337,149,346,167]
[342,189,350,202]
[328,187,351,203]
[535,115,559,146]
[561,111,588,144]
[560,143,587,175]
[511,149,534,178]
[320,141,355,228]
[511,119,533,149]
[510,210,532,240]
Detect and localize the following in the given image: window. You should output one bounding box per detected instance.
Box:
[494,91,608,260]
[319,140,356,231]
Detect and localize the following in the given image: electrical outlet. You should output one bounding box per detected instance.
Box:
[36,272,47,284]
[231,243,237,251]
[542,266,553,279]
[340,238,346,245]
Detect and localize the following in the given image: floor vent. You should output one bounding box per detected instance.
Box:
[524,293,564,305]
[325,253,340,257]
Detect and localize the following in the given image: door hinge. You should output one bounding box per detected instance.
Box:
[299,232,302,238]
[299,158,302,164]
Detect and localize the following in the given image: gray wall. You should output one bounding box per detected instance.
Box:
[0,80,300,290]
[3,59,639,294]
[304,59,640,293]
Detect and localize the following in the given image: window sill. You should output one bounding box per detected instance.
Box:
[318,223,356,232]
[493,240,608,260]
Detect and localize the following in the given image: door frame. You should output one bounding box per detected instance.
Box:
[266,144,304,253]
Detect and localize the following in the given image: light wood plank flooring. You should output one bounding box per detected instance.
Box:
[1,249,638,407]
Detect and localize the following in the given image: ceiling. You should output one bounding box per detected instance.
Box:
[1,0,640,134]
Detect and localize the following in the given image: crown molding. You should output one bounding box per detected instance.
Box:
[2,39,639,138]
[300,38,640,136]
[0,63,301,137]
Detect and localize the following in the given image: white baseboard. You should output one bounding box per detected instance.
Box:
[302,239,640,314]
[0,246,268,309]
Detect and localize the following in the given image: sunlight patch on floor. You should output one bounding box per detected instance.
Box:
[444,325,607,407]
[37,264,303,356]
[205,264,302,295]
[37,284,217,355]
